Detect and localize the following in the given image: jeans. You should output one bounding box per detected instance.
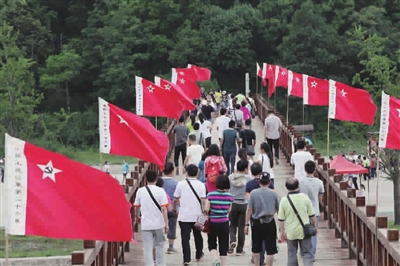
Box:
[142,229,166,266]
[174,143,187,167]
[288,237,313,266]
[223,150,236,175]
[266,138,280,159]
[229,203,247,253]
[300,216,319,259]
[179,221,203,263]
[370,168,376,178]
[167,211,177,240]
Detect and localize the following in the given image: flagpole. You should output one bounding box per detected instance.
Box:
[5,231,9,266]
[374,148,381,265]
[99,153,103,171]
[302,105,305,137]
[274,90,277,108]
[256,75,258,95]
[155,117,158,129]
[327,118,330,157]
[286,95,289,122]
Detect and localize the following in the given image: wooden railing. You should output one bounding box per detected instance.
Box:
[70,111,188,266]
[254,94,400,266]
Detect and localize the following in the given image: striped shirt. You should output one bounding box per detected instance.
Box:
[207,191,234,223]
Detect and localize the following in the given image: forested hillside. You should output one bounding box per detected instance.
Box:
[1,0,400,160]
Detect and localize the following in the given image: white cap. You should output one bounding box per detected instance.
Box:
[222,90,226,95]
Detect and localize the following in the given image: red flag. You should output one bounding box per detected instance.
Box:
[288,71,303,98]
[328,80,377,125]
[257,63,267,87]
[173,67,198,81]
[188,64,211,81]
[5,134,132,241]
[379,91,400,150]
[99,97,169,169]
[266,64,277,97]
[154,76,195,111]
[171,68,201,99]
[275,66,288,89]
[257,62,262,78]
[136,76,183,119]
[302,74,329,106]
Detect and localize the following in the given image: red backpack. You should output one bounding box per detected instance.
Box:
[206,159,221,183]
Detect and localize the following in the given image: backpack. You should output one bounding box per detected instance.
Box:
[206,159,221,183]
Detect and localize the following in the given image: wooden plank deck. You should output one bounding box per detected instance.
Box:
[124,117,357,265]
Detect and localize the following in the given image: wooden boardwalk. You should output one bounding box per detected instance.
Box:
[124,117,357,266]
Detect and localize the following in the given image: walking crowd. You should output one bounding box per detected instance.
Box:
[133,89,325,266]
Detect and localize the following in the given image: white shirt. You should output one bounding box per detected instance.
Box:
[186,144,205,166]
[291,150,314,181]
[234,159,253,171]
[104,164,110,173]
[264,114,282,139]
[174,178,206,222]
[199,120,212,138]
[216,115,231,139]
[134,185,168,230]
[258,154,275,179]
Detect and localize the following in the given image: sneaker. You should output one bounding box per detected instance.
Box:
[275,157,279,165]
[228,242,236,254]
[167,247,178,254]
[235,251,245,256]
[196,252,204,262]
[212,260,221,266]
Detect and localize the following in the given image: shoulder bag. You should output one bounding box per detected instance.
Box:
[287,195,317,237]
[186,179,210,233]
[145,186,161,212]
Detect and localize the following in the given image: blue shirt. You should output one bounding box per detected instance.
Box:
[162,177,178,200]
[222,129,238,153]
[246,179,260,194]
[122,163,129,174]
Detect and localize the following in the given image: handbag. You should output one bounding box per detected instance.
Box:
[287,195,317,237]
[186,179,210,233]
[145,186,161,211]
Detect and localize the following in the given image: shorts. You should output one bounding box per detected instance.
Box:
[167,211,177,239]
[251,218,278,255]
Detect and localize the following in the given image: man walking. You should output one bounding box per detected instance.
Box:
[228,160,252,255]
[173,165,206,265]
[174,116,190,175]
[299,160,324,262]
[244,172,280,266]
[264,109,282,165]
[134,171,169,266]
[290,140,314,182]
[221,120,241,175]
[278,178,317,266]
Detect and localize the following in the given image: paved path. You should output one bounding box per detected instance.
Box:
[124,117,357,265]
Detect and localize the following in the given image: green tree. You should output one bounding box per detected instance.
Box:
[0,24,43,153]
[40,49,83,113]
[350,26,400,225]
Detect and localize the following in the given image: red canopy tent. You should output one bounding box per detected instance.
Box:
[330,155,369,174]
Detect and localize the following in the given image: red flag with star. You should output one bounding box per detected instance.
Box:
[302,74,329,106]
[154,76,195,111]
[328,80,376,125]
[187,64,211,81]
[266,64,277,97]
[171,68,201,99]
[379,91,400,150]
[99,97,169,169]
[4,134,132,241]
[274,65,288,89]
[288,71,303,98]
[136,76,184,119]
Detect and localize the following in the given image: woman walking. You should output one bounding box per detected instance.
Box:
[198,113,212,148]
[204,144,227,193]
[205,175,234,266]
